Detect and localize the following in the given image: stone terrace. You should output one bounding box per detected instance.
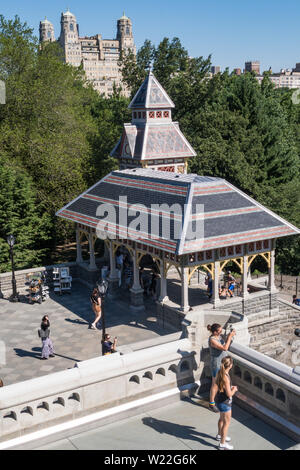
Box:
[0,282,174,386]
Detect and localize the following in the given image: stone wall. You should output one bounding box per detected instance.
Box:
[220,290,278,316]
[0,261,104,296]
[229,343,300,441]
[0,337,196,442]
[156,302,186,332]
[247,299,300,362]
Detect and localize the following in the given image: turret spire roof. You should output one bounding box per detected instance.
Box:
[129,72,175,110]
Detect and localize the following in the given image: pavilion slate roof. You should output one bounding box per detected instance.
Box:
[56,169,299,255]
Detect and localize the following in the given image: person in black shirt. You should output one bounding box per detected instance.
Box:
[150,272,158,299]
[90,288,101,330]
[101,334,117,355]
[38,315,55,360]
[215,356,238,450]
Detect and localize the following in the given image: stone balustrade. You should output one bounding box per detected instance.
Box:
[0,338,195,441]
[229,343,300,440]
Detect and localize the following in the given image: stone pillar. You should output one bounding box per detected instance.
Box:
[130,248,144,310]
[158,258,169,303]
[211,261,221,308]
[108,240,120,295]
[268,248,277,293]
[242,256,249,298]
[76,225,83,263]
[88,231,97,271]
[180,266,190,313]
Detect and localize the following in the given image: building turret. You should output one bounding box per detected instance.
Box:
[117,13,136,54]
[39,18,55,43]
[59,9,79,46]
[111,73,196,173]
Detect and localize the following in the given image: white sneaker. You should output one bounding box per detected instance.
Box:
[219,442,234,450]
[216,434,231,442]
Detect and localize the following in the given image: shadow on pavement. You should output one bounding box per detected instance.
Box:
[142,416,218,449]
[181,396,296,450]
[14,347,82,364]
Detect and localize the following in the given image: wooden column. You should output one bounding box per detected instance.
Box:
[88,231,97,271]
[211,260,221,308]
[130,245,144,310]
[76,225,83,263]
[268,241,277,293]
[159,257,169,303]
[108,240,118,279]
[180,265,190,313]
[242,255,249,298]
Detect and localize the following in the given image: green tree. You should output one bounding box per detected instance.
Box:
[0,157,51,272]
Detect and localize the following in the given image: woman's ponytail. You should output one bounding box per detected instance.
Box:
[216,356,233,391]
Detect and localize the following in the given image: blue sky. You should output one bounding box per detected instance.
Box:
[1,0,300,72]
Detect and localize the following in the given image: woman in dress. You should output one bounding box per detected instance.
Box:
[215,356,238,450]
[207,323,236,412]
[90,287,101,330]
[39,315,55,360]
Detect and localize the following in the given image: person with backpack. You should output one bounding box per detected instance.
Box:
[38,315,55,360]
[215,356,238,450]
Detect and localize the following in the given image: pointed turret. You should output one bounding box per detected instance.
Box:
[129,72,175,110]
[111,73,196,173]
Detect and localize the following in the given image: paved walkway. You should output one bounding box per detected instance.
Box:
[0,282,174,386]
[35,398,296,451]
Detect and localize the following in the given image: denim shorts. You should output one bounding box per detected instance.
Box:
[216,401,232,413]
[211,367,220,378]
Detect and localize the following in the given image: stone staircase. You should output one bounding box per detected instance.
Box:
[248,299,300,358]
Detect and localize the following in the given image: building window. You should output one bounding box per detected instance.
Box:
[149,111,155,119]
[156,111,162,118]
[138,112,141,119]
[163,111,169,118]
[70,23,74,31]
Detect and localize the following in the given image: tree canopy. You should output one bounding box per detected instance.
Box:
[120,39,300,274]
[0,17,299,274]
